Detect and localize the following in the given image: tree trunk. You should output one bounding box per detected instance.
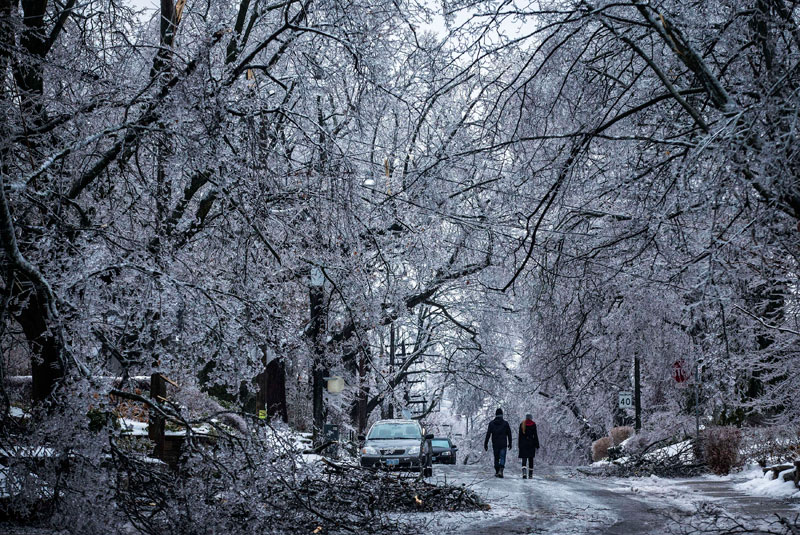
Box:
[309,283,326,441]
[149,373,166,461]
[258,357,287,422]
[346,344,370,433]
[1,0,68,403]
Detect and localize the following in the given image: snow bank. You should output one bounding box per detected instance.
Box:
[735,466,800,499]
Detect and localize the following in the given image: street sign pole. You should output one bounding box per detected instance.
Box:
[618,391,633,410]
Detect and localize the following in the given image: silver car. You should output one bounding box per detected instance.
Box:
[358,419,433,475]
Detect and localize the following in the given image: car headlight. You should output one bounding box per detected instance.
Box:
[441,451,451,456]
[361,446,379,455]
[406,446,420,455]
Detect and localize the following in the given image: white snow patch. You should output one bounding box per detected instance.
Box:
[609,474,699,513]
[301,453,324,465]
[619,435,634,449]
[735,466,800,499]
[165,423,214,436]
[119,418,149,435]
[118,418,216,437]
[595,439,695,467]
[9,406,30,419]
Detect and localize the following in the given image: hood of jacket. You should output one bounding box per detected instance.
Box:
[521,419,535,434]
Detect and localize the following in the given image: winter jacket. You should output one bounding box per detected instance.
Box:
[484,416,513,451]
[518,419,540,458]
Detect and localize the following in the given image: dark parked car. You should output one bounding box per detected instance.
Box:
[431,437,458,464]
[358,419,434,476]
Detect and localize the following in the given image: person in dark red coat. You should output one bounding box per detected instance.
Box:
[518,413,540,479]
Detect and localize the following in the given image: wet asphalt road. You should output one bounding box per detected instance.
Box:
[423,463,800,535]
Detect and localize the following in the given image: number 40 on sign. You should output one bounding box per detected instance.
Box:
[618,391,633,409]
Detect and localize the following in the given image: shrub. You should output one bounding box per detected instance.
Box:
[701,426,742,475]
[592,436,613,462]
[610,426,634,446]
[737,425,800,465]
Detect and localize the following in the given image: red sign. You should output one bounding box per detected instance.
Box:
[672,359,690,383]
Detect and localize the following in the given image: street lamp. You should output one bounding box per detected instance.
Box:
[325,376,345,394]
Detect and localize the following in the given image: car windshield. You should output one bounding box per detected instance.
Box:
[431,439,450,448]
[368,423,421,440]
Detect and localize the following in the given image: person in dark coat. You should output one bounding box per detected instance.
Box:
[518,413,540,479]
[484,408,513,478]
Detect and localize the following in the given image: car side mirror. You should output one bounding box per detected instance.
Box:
[357,435,365,442]
[452,446,458,451]
[424,433,434,440]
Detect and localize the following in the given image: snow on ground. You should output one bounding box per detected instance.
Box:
[410,464,644,534]
[410,463,800,534]
[605,473,699,513]
[735,466,800,499]
[592,438,695,468]
[116,417,329,468]
[605,464,800,512]
[9,407,30,419]
[118,418,149,435]
[118,417,219,437]
[591,436,800,503]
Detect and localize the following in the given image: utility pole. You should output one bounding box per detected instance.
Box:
[634,354,641,431]
[387,324,395,419]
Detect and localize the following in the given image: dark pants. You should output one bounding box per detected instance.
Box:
[493,447,507,470]
[521,457,534,468]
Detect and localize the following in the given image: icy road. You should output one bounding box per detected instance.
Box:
[419,464,800,535]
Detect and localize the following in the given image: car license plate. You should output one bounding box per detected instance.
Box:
[385,458,399,466]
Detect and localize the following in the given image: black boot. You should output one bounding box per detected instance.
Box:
[522,467,527,479]
[528,468,533,479]
[499,467,504,478]
[494,468,500,478]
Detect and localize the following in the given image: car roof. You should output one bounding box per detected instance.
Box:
[370,419,420,426]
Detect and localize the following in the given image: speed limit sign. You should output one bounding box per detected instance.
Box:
[618,391,633,409]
